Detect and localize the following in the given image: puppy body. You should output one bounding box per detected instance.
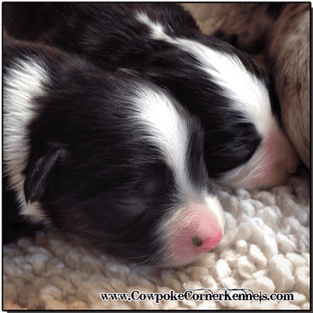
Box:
[3,3,299,188]
[188,3,310,169]
[267,4,310,169]
[3,39,225,267]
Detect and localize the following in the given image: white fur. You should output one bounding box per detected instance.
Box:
[4,58,50,224]
[136,12,276,139]
[131,84,225,265]
[218,143,269,188]
[136,12,289,188]
[131,84,196,199]
[204,195,225,230]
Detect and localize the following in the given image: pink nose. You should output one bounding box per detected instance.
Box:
[193,226,223,252]
[167,204,224,266]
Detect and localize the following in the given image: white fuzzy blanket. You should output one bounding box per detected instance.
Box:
[2,4,310,310]
[3,168,310,310]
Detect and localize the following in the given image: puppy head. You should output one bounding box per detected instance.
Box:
[135,12,299,189]
[4,42,225,267]
[28,80,225,267]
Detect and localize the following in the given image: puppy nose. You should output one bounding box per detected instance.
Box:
[166,201,225,266]
[192,227,223,251]
[192,236,203,247]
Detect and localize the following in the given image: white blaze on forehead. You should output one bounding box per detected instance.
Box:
[4,57,50,224]
[131,84,198,199]
[131,84,225,266]
[136,12,276,139]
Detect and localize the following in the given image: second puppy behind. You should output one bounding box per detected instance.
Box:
[3,3,300,189]
[185,3,310,169]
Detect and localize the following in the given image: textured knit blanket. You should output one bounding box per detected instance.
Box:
[3,168,310,310]
[3,4,310,310]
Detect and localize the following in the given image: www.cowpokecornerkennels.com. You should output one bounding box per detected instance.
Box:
[99,284,294,304]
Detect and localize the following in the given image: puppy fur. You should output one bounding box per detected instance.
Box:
[267,4,310,169]
[3,39,225,267]
[3,3,299,188]
[184,3,310,169]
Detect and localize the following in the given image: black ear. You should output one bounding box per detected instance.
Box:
[24,147,67,203]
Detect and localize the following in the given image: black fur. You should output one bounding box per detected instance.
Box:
[3,174,45,244]
[3,3,267,179]
[3,40,211,265]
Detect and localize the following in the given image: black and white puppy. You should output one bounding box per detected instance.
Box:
[3,3,299,189]
[3,39,225,267]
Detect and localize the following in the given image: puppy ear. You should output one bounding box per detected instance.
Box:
[24,147,67,203]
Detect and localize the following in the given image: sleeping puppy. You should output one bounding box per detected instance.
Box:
[3,3,299,189]
[3,39,225,267]
[186,3,310,169]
